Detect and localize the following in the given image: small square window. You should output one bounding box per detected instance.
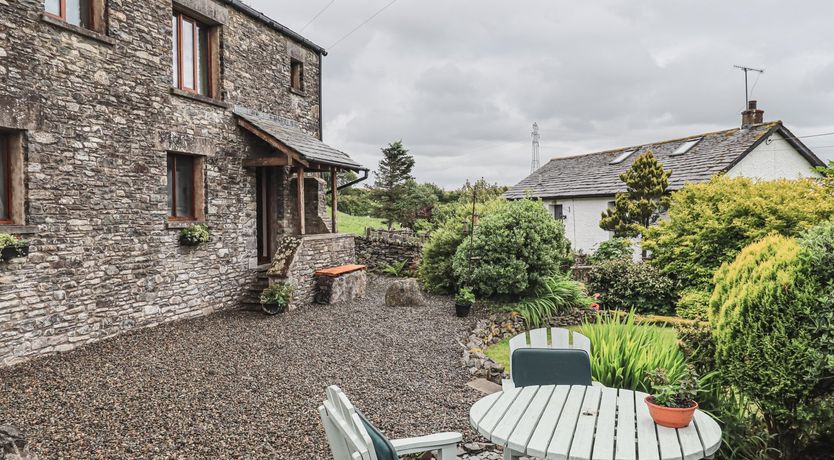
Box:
[167,153,204,221]
[291,59,304,92]
[552,204,565,220]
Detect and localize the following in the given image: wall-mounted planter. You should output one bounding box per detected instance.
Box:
[1,244,30,261]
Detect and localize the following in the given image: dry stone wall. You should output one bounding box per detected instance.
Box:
[0,0,324,366]
[354,229,424,270]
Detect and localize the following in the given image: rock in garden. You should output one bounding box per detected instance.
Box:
[384,278,425,307]
[0,425,25,454]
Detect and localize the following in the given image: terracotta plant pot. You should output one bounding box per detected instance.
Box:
[644,396,698,428]
[455,303,472,317]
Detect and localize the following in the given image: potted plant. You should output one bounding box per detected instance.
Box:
[0,233,29,261]
[179,223,210,246]
[259,282,294,315]
[645,366,700,428]
[454,287,475,317]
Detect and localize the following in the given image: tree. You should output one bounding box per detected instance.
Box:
[370,141,416,229]
[599,151,671,241]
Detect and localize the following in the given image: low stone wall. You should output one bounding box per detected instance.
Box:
[315,270,367,304]
[355,230,423,270]
[268,233,356,305]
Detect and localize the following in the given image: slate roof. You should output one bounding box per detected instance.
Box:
[234,107,364,170]
[505,121,824,199]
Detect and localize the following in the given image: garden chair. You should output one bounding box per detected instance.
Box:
[503,327,599,390]
[318,385,462,460]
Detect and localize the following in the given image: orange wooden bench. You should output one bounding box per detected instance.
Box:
[314,264,367,278]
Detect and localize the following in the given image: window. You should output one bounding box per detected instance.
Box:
[671,137,702,156]
[44,0,102,30]
[167,153,205,221]
[552,204,565,220]
[290,59,304,92]
[610,149,637,165]
[0,135,11,223]
[172,13,215,97]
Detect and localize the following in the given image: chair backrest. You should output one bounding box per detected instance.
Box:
[508,327,591,357]
[318,386,377,460]
[511,348,592,387]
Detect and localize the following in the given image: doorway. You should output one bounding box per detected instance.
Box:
[256,168,273,265]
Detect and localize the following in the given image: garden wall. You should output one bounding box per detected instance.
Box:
[354,229,425,270]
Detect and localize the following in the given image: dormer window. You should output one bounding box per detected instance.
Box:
[291,59,304,93]
[610,149,637,165]
[671,138,702,156]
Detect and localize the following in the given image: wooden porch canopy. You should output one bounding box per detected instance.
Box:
[234,108,365,235]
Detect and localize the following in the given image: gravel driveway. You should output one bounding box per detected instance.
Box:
[0,276,486,459]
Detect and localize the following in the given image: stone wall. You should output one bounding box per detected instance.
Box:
[0,0,325,366]
[283,234,356,304]
[355,230,424,270]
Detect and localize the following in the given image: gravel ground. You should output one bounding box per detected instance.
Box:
[0,276,491,459]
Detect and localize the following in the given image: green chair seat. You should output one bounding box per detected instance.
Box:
[511,348,592,387]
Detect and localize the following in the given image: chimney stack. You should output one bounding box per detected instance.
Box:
[742,100,764,127]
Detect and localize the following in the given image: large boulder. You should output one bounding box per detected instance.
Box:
[384,278,425,307]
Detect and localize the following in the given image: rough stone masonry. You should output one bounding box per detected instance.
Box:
[0,0,336,366]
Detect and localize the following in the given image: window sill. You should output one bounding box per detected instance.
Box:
[0,225,39,235]
[170,88,229,109]
[166,220,206,229]
[289,87,307,97]
[40,13,115,46]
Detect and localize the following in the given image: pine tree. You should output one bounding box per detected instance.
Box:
[600,151,672,240]
[370,141,416,229]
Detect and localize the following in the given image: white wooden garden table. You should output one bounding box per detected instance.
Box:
[470,384,722,460]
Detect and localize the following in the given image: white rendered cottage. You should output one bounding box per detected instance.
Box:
[505,102,826,254]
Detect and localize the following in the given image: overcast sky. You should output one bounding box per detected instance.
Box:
[247,0,834,188]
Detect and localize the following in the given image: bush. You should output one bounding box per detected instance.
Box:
[452,199,570,298]
[506,276,592,328]
[179,223,210,245]
[576,312,687,392]
[799,218,834,289]
[675,288,710,320]
[588,237,633,264]
[674,321,715,377]
[710,234,834,458]
[418,199,503,294]
[586,258,675,315]
[643,176,834,292]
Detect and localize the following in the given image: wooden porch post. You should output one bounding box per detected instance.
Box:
[331,166,338,233]
[297,166,305,235]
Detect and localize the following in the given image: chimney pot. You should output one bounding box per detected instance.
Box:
[742,100,764,127]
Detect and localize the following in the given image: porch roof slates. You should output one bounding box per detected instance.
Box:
[234,107,364,171]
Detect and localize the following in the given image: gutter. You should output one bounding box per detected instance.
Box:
[327,169,370,195]
[222,0,328,56]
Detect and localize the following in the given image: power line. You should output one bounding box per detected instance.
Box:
[299,0,335,33]
[328,0,400,50]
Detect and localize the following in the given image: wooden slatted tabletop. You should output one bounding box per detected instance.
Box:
[470,385,722,460]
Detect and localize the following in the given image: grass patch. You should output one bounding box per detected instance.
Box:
[328,208,397,236]
[482,323,677,374]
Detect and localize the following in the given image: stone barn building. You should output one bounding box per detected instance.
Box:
[0,0,365,366]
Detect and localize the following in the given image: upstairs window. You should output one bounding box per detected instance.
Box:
[552,204,565,220]
[172,13,215,97]
[290,59,304,92]
[45,0,95,29]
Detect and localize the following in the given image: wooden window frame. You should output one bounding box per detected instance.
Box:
[44,0,103,32]
[173,12,218,98]
[167,152,205,222]
[0,131,25,227]
[0,135,12,225]
[290,59,304,92]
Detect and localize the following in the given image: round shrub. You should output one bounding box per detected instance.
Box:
[710,234,834,458]
[452,199,569,298]
[589,237,633,264]
[799,218,834,289]
[586,258,675,316]
[675,288,710,320]
[643,176,834,292]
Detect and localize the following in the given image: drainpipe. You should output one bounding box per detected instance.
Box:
[326,168,369,195]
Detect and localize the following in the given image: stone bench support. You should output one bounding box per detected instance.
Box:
[314,267,367,305]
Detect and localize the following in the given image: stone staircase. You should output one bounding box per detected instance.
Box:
[241,268,270,310]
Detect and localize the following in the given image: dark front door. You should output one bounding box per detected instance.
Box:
[256,168,273,265]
